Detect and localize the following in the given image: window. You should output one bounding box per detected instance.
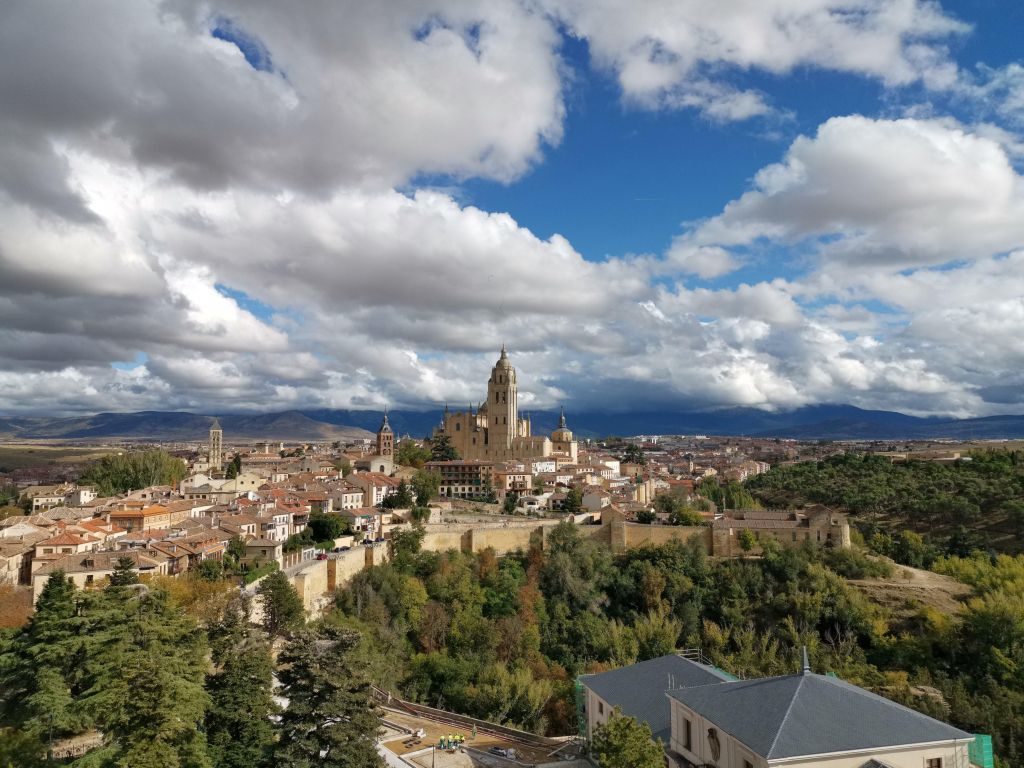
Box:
[456,423,460,431]
[744,761,753,768]
[791,531,797,542]
[925,760,942,768]
[684,718,692,750]
[598,701,604,715]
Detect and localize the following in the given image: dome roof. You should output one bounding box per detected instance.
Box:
[495,344,512,369]
[552,427,573,442]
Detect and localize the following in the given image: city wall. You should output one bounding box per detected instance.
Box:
[287,514,702,612]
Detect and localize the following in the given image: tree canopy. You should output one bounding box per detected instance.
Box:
[80,450,187,495]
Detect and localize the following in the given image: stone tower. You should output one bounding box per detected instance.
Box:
[209,418,223,472]
[376,407,394,459]
[487,345,518,452]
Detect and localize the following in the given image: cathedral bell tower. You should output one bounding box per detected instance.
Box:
[487,345,518,452]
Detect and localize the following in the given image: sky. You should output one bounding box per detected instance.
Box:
[2,0,1024,418]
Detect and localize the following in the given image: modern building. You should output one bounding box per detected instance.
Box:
[434,347,578,462]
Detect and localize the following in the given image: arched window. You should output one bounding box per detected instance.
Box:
[496,392,500,403]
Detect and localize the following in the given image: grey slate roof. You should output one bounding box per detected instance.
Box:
[579,655,732,744]
[667,672,972,760]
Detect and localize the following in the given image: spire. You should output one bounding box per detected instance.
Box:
[801,646,810,675]
[379,405,391,431]
[558,406,566,429]
[210,417,221,432]
[501,342,507,357]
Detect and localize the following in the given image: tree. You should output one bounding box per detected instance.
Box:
[80,450,187,496]
[275,626,385,768]
[620,444,646,467]
[225,454,242,479]
[79,585,210,768]
[591,709,663,768]
[205,603,275,768]
[256,570,304,638]
[429,434,460,461]
[635,509,656,524]
[389,525,426,573]
[503,491,520,515]
[0,571,87,744]
[379,480,414,510]
[562,486,583,516]
[308,512,348,543]
[225,536,247,572]
[411,468,442,506]
[396,440,432,469]
[195,559,224,582]
[109,555,139,586]
[737,529,757,554]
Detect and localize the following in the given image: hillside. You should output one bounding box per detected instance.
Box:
[3,404,1024,441]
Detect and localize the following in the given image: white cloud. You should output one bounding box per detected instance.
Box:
[542,0,968,119]
[687,115,1024,269]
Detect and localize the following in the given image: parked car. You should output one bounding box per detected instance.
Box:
[316,553,328,560]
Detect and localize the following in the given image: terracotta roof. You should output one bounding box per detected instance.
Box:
[38,531,95,547]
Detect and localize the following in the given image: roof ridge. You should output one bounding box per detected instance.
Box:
[765,674,807,758]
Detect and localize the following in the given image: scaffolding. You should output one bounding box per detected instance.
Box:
[574,676,587,741]
[969,734,994,768]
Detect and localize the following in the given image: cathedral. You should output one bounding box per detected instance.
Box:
[434,346,579,463]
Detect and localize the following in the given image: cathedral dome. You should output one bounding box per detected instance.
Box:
[495,345,512,369]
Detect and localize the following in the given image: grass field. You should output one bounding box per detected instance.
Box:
[0,443,112,471]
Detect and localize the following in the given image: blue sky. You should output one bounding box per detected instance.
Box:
[1,0,1023,417]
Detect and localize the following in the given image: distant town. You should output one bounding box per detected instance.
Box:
[2,348,1012,767]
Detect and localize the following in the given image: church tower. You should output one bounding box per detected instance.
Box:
[209,418,223,472]
[487,345,518,453]
[376,407,394,459]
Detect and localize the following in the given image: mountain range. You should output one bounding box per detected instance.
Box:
[2,404,1024,441]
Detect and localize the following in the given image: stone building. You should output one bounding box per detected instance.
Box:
[354,409,395,474]
[208,417,223,473]
[434,347,578,462]
[711,507,851,556]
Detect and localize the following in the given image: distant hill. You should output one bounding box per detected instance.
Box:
[2,404,1024,441]
[6,410,372,441]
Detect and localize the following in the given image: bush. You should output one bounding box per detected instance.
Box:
[243,561,280,585]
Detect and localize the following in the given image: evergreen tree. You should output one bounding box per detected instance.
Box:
[256,570,305,638]
[591,709,664,768]
[0,571,89,744]
[204,603,275,768]
[429,434,459,461]
[78,585,210,768]
[275,626,384,768]
[109,556,140,587]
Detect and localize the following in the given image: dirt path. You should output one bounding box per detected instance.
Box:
[849,563,972,615]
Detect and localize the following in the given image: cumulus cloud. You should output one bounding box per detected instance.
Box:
[686,116,1024,269]
[541,0,968,119]
[0,0,1021,419]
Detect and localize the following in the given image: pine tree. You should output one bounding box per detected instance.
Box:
[78,585,210,767]
[0,571,90,744]
[256,569,305,638]
[275,626,384,768]
[109,556,139,587]
[204,613,275,768]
